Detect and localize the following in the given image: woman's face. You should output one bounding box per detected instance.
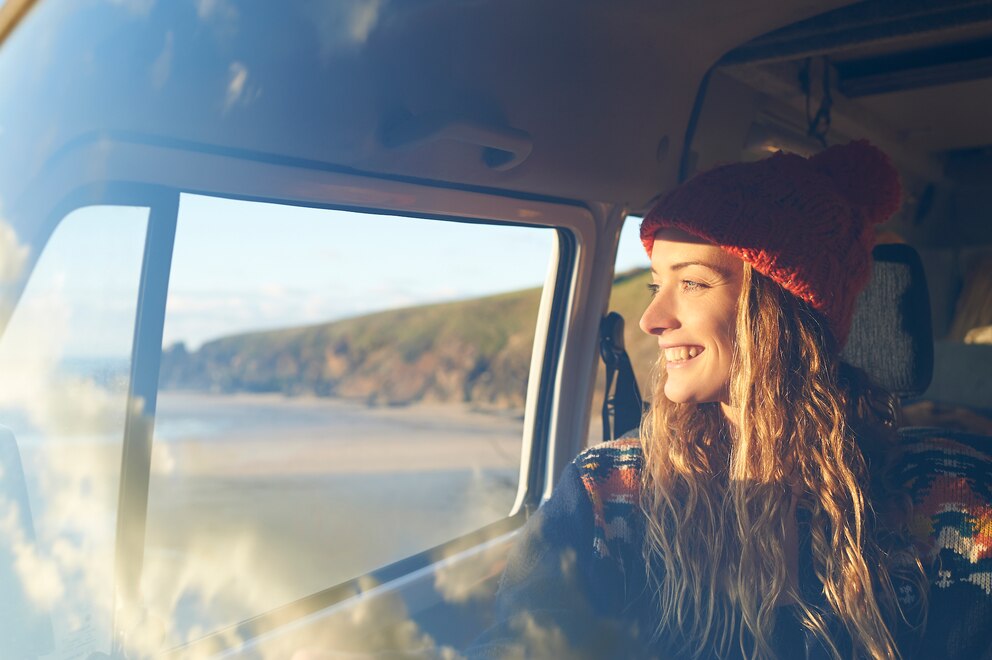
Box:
[639,228,744,406]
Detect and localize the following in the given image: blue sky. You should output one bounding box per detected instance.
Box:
[10,197,647,358]
[160,195,648,350]
[615,218,647,273]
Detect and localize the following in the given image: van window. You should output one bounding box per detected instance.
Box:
[0,206,149,658]
[139,194,556,648]
[588,216,653,445]
[909,245,992,432]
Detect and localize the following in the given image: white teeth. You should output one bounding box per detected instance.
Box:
[665,346,701,361]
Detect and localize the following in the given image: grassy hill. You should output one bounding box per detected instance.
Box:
[160,268,659,410]
[603,267,661,392]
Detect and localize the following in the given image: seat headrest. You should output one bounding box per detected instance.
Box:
[840,243,934,397]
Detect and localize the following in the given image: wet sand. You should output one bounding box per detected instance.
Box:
[152,391,525,476]
[137,391,524,640]
[7,391,525,647]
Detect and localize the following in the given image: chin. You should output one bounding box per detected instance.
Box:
[663,385,698,404]
[663,383,721,405]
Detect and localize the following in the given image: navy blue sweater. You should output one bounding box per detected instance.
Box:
[468,429,992,659]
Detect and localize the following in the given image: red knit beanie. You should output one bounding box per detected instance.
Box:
[639,140,901,346]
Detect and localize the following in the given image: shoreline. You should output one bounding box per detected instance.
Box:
[151,390,525,477]
[158,389,525,421]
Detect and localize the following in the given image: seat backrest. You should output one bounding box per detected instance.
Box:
[840,243,934,398]
[601,243,935,441]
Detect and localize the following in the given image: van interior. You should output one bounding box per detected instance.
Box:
[0,0,990,657]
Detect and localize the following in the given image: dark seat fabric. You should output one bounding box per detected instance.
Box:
[841,243,934,398]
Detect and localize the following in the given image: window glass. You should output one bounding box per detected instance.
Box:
[906,246,992,432]
[588,216,653,446]
[0,206,148,658]
[140,194,556,647]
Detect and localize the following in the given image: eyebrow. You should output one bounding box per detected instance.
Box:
[650,261,732,277]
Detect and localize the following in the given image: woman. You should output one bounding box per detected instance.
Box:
[468,141,990,659]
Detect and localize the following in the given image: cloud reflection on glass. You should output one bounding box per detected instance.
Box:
[0,207,147,656]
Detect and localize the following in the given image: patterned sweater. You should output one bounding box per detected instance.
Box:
[468,428,992,659]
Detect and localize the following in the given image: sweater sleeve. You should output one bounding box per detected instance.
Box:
[464,460,645,659]
[897,428,992,659]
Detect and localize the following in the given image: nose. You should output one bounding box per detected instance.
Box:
[639,288,679,336]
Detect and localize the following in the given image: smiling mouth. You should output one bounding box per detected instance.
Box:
[663,346,704,364]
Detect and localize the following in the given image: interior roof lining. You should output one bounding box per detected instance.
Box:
[720,0,992,66]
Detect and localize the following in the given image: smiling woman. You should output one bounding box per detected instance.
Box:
[3,1,992,658]
[640,228,743,407]
[468,142,992,659]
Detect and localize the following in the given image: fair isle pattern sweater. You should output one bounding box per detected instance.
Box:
[469,428,992,659]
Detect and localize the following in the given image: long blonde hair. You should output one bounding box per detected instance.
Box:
[639,264,925,659]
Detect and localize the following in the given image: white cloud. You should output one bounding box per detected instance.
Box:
[224,61,248,111]
[163,289,356,348]
[222,60,261,112]
[194,0,238,23]
[258,283,288,298]
[0,218,29,285]
[150,31,174,90]
[0,498,65,609]
[348,0,383,43]
[108,0,156,16]
[432,540,503,605]
[0,277,132,432]
[307,0,388,62]
[0,281,70,409]
[127,531,464,657]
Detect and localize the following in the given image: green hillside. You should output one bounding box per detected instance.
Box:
[160,268,659,410]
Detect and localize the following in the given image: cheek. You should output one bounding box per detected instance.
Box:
[717,320,737,354]
[707,300,739,370]
[702,301,738,351]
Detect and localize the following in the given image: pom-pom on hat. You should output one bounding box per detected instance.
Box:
[639,140,901,346]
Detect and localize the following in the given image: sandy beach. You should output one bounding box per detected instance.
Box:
[151,391,525,476]
[4,390,526,649]
[134,390,524,641]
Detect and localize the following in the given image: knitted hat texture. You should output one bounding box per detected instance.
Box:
[639,140,901,346]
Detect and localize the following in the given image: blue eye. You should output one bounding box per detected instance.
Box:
[681,280,706,292]
[646,283,659,297]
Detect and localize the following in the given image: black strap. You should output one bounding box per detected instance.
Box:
[599,312,644,441]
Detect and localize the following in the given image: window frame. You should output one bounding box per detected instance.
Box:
[8,133,599,654]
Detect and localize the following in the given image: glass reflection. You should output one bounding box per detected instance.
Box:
[135,194,551,651]
[0,205,147,658]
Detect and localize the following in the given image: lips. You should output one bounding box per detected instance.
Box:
[663,345,704,364]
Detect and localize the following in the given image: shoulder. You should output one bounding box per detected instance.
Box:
[569,438,644,559]
[894,429,992,657]
[892,428,992,588]
[572,437,644,499]
[496,439,645,588]
[894,428,992,520]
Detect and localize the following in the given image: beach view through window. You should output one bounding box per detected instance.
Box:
[138,194,558,647]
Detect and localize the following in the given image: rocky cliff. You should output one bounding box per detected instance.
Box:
[160,268,657,410]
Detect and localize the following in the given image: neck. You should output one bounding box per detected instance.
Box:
[719,401,738,426]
